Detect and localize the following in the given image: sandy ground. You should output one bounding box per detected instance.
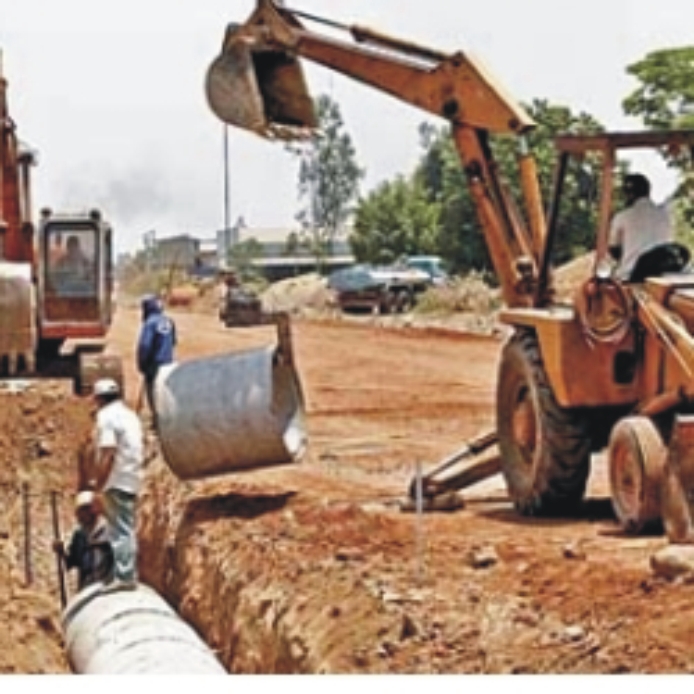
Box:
[2,304,694,673]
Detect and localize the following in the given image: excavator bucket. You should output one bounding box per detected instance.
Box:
[205,24,318,139]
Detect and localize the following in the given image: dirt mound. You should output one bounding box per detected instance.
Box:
[0,382,92,487]
[0,382,93,674]
[165,283,199,308]
[261,273,335,315]
[553,253,595,304]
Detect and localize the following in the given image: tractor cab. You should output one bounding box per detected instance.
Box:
[537,130,694,344]
[544,130,694,291]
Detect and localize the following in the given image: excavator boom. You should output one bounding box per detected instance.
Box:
[0,51,34,265]
[206,0,534,137]
[206,0,547,308]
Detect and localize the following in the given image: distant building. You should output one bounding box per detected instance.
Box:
[151,222,355,281]
[236,226,355,281]
[153,235,200,272]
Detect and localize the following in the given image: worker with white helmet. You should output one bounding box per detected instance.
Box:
[91,377,143,592]
[53,489,113,591]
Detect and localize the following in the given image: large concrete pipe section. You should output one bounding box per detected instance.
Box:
[62,582,226,674]
[154,346,307,480]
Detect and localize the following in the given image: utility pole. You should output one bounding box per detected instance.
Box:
[143,229,156,274]
[223,124,231,263]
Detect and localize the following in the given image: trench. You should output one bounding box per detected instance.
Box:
[59,452,313,674]
[127,335,415,674]
[136,459,309,673]
[134,452,389,674]
[4,382,438,674]
[5,357,389,673]
[62,446,414,674]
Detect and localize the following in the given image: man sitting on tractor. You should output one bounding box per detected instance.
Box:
[609,173,674,281]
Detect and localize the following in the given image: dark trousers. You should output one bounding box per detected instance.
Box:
[144,371,158,430]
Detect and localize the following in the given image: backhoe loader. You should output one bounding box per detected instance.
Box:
[204,0,694,537]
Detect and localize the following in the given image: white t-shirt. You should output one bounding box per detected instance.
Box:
[96,400,144,495]
[609,197,673,280]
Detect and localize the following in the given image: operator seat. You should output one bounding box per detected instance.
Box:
[627,242,691,283]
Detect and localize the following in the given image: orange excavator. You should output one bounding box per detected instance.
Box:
[0,52,122,393]
[205,1,694,538]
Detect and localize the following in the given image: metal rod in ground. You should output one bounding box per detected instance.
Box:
[50,491,68,609]
[415,461,424,586]
[22,482,32,586]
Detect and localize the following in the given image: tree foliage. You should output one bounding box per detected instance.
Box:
[352,99,606,274]
[350,176,440,264]
[622,47,694,229]
[289,94,364,267]
[623,47,694,130]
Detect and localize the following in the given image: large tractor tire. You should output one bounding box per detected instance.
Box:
[608,416,666,534]
[497,331,592,515]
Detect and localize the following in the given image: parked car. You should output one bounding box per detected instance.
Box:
[404,255,449,286]
[328,263,430,314]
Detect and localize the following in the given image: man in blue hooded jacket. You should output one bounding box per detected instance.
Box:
[136,295,176,429]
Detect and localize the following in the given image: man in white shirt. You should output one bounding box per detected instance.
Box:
[609,173,674,281]
[92,378,144,592]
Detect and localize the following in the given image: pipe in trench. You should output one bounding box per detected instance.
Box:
[62,582,226,674]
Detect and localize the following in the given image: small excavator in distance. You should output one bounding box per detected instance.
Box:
[204,1,694,538]
[0,52,122,394]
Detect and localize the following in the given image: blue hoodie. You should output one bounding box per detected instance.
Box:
[137,296,177,378]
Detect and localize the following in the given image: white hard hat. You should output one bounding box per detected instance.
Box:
[93,378,120,396]
[75,490,95,509]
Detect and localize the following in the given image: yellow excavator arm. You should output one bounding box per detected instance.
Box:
[206,0,546,307]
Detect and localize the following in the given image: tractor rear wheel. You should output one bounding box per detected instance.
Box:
[608,416,666,534]
[497,331,591,515]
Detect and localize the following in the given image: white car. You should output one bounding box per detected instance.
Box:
[405,256,449,286]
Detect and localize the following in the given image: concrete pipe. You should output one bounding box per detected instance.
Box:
[154,346,307,480]
[62,582,226,674]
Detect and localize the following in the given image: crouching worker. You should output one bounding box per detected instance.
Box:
[53,490,113,591]
[92,378,144,593]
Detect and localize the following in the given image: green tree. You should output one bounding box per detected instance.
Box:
[289,94,364,270]
[352,99,606,275]
[351,176,440,263]
[622,47,694,229]
[623,47,694,130]
[491,99,606,265]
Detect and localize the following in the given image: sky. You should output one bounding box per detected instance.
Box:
[0,0,692,254]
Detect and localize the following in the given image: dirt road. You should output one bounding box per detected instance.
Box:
[3,305,694,673]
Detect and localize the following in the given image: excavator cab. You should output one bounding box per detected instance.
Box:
[38,209,113,333]
[33,208,120,393]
